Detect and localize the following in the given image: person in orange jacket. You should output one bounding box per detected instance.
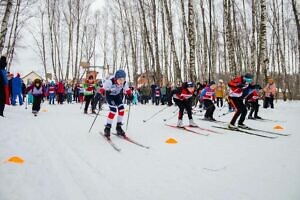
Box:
[263,78,277,109]
[215,79,226,108]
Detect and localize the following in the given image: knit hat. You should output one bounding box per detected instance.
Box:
[115,69,126,79]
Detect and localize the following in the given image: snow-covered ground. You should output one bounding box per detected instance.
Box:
[0,100,299,200]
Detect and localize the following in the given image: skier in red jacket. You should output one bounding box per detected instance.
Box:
[227,73,253,129]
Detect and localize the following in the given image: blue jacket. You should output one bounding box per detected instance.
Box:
[1,69,8,85]
[12,76,22,94]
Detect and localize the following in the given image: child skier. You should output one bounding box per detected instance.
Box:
[171,82,197,127]
[215,79,225,108]
[245,84,262,119]
[91,81,105,113]
[200,81,216,121]
[263,78,277,109]
[67,85,73,104]
[26,78,45,116]
[227,73,253,129]
[103,69,132,139]
[48,81,56,105]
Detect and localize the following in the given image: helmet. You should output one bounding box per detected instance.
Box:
[244,73,253,83]
[187,82,194,88]
[115,69,126,79]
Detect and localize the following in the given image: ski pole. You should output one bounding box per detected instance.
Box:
[163,111,178,122]
[142,106,169,123]
[218,110,233,117]
[88,108,101,133]
[126,103,131,130]
[25,95,28,109]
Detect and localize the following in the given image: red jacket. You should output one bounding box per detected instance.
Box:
[56,82,65,94]
[228,76,244,97]
[173,87,193,101]
[48,85,56,94]
[246,90,259,102]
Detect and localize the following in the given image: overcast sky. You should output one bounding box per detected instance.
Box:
[11,0,105,78]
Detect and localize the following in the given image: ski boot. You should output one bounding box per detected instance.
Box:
[104,124,111,140]
[177,119,184,128]
[228,123,238,130]
[248,115,255,119]
[208,117,216,121]
[254,116,262,119]
[116,122,126,137]
[91,110,97,114]
[238,123,250,129]
[203,116,210,121]
[189,119,198,127]
[84,109,88,114]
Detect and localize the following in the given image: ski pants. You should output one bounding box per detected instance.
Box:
[49,93,55,104]
[203,99,215,118]
[11,93,23,105]
[216,97,223,107]
[229,96,247,125]
[84,95,94,112]
[248,101,259,118]
[32,95,42,113]
[173,98,193,120]
[264,96,274,109]
[92,93,104,111]
[106,94,125,125]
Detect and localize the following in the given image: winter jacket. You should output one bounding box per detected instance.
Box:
[26,84,45,97]
[228,76,245,98]
[12,76,22,94]
[215,84,225,98]
[84,80,95,96]
[172,87,193,101]
[263,83,277,97]
[56,82,65,94]
[200,86,215,101]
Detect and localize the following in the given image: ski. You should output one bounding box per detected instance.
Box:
[200,118,227,125]
[99,132,121,152]
[248,118,286,123]
[238,126,290,136]
[191,124,224,134]
[212,126,277,139]
[166,124,209,136]
[112,133,150,149]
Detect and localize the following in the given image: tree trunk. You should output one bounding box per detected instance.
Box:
[163,0,181,82]
[224,0,236,78]
[256,0,268,84]
[0,0,13,54]
[188,0,196,82]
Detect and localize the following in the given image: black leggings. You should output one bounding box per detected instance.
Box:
[84,95,94,112]
[263,96,274,108]
[216,97,223,107]
[32,96,42,112]
[173,98,193,120]
[229,97,247,125]
[203,99,215,118]
[248,101,259,117]
[0,94,5,116]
